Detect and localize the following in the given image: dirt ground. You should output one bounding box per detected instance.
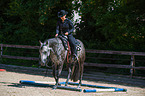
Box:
[0,64,145,96]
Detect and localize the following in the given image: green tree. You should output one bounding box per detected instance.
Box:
[75,0,145,51]
[0,0,74,45]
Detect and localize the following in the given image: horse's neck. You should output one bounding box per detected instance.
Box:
[48,38,63,54]
[48,38,62,47]
[49,38,66,62]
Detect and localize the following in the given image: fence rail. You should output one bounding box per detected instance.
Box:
[86,49,145,56]
[0,44,145,78]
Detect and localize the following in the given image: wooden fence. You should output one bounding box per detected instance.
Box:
[0,44,145,78]
[0,44,39,61]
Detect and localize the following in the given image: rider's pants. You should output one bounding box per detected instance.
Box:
[68,35,77,55]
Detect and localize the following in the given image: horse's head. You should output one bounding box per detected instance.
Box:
[39,40,54,66]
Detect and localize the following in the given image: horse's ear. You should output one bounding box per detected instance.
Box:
[39,40,43,46]
[46,41,49,45]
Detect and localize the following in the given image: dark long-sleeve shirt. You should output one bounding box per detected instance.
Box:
[56,18,74,36]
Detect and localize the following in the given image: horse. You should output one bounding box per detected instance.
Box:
[39,37,85,89]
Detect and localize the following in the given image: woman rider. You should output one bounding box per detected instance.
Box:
[55,10,77,60]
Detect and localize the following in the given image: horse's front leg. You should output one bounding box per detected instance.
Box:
[52,63,58,89]
[65,63,71,86]
[54,63,63,89]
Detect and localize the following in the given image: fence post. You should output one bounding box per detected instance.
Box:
[0,44,3,57]
[130,55,135,78]
[0,44,3,63]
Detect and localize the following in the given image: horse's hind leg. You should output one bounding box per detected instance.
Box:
[65,63,71,86]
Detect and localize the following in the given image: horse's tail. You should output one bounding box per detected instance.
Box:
[71,61,80,82]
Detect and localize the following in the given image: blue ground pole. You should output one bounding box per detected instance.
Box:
[19,80,82,92]
[67,82,127,93]
[83,88,127,93]
[20,80,127,93]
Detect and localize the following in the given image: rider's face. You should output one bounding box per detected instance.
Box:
[60,15,66,21]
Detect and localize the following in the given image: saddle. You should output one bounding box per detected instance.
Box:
[58,35,81,63]
[58,35,81,51]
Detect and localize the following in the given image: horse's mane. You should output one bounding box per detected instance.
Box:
[44,38,62,46]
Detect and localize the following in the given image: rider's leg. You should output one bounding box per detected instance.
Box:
[68,35,77,60]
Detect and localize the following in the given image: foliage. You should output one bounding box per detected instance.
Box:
[74,0,145,51]
[0,0,74,45]
[1,0,145,51]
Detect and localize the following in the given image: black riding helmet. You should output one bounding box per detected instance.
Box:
[58,10,68,18]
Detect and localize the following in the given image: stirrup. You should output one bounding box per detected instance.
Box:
[73,54,78,61]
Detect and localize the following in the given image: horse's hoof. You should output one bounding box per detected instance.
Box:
[77,86,81,89]
[53,85,57,89]
[58,83,61,85]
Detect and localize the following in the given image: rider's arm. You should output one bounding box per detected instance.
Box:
[56,21,59,35]
[68,20,74,35]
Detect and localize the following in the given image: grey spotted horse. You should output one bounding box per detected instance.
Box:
[39,37,85,89]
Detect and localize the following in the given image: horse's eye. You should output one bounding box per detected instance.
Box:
[43,51,47,54]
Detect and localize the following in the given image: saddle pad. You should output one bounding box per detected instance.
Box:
[58,36,68,50]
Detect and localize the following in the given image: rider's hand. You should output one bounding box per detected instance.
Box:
[55,34,58,38]
[65,32,68,36]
